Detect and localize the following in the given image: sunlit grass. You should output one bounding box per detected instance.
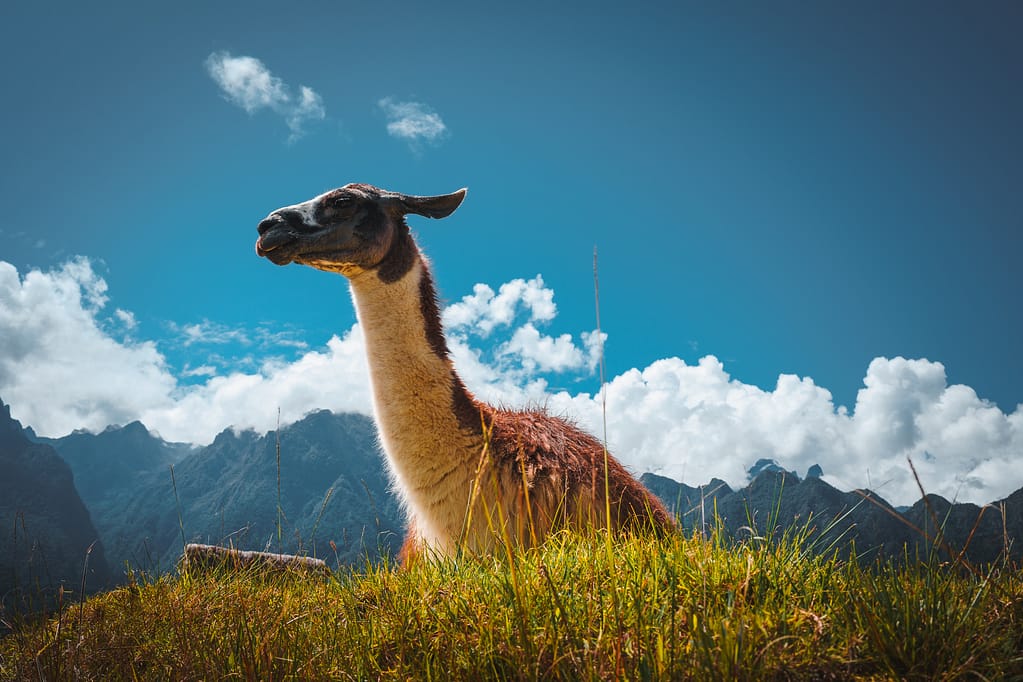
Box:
[2,524,1021,681]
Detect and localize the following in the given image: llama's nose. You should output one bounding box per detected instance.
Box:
[261,209,314,233]
[257,214,285,235]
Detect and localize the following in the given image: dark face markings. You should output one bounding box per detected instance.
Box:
[257,183,464,278]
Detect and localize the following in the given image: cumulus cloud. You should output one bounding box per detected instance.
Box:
[378,97,448,148]
[2,259,1021,507]
[443,276,557,336]
[439,275,601,403]
[0,259,176,435]
[0,259,369,441]
[138,332,373,448]
[205,52,325,141]
[543,356,1023,509]
[502,324,587,373]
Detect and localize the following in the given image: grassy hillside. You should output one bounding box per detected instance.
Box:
[2,526,1021,681]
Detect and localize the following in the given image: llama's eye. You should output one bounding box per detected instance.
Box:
[327,199,357,218]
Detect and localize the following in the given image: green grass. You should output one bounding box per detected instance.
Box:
[2,525,1021,681]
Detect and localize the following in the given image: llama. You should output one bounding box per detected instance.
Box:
[255,183,674,561]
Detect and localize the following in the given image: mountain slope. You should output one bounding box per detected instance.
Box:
[0,399,110,606]
[37,421,192,513]
[643,466,1022,563]
[98,410,403,575]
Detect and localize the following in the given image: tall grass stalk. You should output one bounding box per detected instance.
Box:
[276,407,283,551]
[170,464,186,555]
[593,245,625,673]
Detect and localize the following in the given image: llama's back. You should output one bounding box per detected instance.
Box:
[485,408,676,538]
[395,406,675,563]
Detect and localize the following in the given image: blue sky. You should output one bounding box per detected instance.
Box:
[1,1,1020,505]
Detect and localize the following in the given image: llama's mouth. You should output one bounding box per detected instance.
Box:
[255,232,300,265]
[256,212,306,265]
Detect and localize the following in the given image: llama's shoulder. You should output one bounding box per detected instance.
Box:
[487,407,604,475]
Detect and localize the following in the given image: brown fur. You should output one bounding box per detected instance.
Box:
[489,408,674,531]
[395,406,676,559]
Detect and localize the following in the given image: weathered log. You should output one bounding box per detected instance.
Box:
[182,543,331,578]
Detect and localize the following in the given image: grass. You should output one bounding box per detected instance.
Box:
[2,523,1021,681]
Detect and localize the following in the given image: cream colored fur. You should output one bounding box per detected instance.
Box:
[348,256,489,555]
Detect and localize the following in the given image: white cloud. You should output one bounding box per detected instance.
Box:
[205,52,326,141]
[139,332,372,448]
[502,323,587,373]
[166,320,309,355]
[378,97,448,147]
[0,259,370,442]
[113,308,137,331]
[205,53,287,112]
[541,356,1023,508]
[182,365,217,379]
[171,319,250,347]
[0,259,175,435]
[287,86,326,140]
[443,276,556,336]
[2,258,1021,507]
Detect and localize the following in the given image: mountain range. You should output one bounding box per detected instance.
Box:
[34,408,403,577]
[2,396,1020,605]
[641,468,1021,565]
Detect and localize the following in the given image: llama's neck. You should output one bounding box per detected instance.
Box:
[347,249,483,550]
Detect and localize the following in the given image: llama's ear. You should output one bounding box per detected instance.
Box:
[398,188,467,219]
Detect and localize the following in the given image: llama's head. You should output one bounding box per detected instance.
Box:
[256,183,466,279]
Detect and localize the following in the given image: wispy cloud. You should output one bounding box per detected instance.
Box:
[378,97,448,149]
[171,319,250,347]
[167,319,309,353]
[205,52,325,141]
[2,258,1022,507]
[113,308,137,331]
[182,365,217,379]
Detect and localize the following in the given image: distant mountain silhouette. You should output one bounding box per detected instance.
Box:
[902,493,1017,565]
[642,460,1022,564]
[35,421,193,514]
[42,410,403,579]
[0,399,110,609]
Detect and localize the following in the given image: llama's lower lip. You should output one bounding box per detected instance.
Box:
[255,238,281,258]
[256,230,299,255]
[256,236,298,264]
